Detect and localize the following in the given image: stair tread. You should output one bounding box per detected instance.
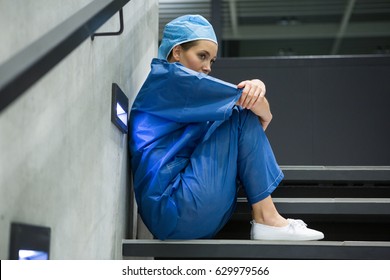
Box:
[122,239,390,259]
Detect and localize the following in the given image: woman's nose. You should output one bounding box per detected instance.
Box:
[202,62,211,74]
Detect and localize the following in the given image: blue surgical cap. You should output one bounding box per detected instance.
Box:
[158,15,218,60]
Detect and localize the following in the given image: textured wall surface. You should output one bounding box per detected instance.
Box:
[0,0,158,259]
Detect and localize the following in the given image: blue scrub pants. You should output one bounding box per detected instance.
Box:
[166,107,284,239]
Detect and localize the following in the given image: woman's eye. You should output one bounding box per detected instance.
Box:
[198,54,206,60]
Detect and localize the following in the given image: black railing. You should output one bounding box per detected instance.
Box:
[0,0,131,113]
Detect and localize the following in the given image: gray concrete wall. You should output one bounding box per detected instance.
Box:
[0,0,158,259]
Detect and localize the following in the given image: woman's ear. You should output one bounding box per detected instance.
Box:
[171,45,181,62]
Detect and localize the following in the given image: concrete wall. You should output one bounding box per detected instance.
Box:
[0,0,158,259]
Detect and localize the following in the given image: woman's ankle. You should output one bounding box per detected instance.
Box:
[251,196,288,227]
[252,213,288,227]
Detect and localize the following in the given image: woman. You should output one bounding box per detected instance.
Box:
[129,15,324,241]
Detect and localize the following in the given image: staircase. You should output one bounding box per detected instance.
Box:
[122,166,390,259]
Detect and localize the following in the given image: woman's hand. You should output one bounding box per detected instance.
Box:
[237,79,272,130]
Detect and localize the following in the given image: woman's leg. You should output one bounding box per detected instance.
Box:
[168,107,322,240]
[251,196,288,227]
[170,107,284,238]
[240,114,324,240]
[236,110,323,240]
[233,109,287,226]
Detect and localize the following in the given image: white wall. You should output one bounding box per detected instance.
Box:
[0,0,158,259]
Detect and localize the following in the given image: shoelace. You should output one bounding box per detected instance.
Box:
[288,219,308,229]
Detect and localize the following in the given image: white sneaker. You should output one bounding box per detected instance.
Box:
[250,219,324,241]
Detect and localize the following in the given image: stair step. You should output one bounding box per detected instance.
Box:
[235,197,390,216]
[122,239,390,259]
[280,165,390,182]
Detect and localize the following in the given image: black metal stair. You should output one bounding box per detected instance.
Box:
[123,166,390,259]
[122,239,390,259]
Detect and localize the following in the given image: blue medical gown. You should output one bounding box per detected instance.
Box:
[129,58,283,239]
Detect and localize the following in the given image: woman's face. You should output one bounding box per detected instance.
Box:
[170,40,218,75]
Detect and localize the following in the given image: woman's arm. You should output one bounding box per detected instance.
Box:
[237,79,272,130]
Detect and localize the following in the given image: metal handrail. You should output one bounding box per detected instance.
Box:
[0,0,131,113]
[92,8,124,40]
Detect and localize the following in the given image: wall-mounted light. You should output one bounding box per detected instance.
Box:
[9,222,51,260]
[111,83,129,133]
